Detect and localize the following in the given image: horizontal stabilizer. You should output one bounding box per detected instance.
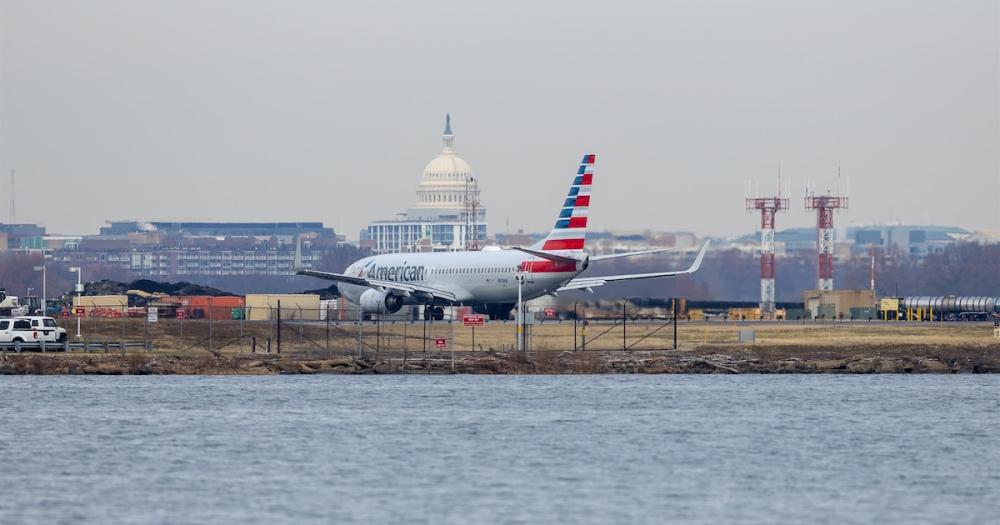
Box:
[511,247,584,266]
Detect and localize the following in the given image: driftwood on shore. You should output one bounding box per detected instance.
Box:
[1,344,998,375]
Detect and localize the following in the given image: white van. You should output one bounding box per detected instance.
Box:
[0,318,37,344]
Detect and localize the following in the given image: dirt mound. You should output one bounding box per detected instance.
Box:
[128,279,235,297]
[84,279,235,297]
[299,284,340,299]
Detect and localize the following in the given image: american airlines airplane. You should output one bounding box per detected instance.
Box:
[297,154,708,319]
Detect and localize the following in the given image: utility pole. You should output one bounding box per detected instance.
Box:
[70,267,82,338]
[515,270,525,352]
[33,265,46,315]
[869,243,877,292]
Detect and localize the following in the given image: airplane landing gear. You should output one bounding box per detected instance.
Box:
[423,306,445,321]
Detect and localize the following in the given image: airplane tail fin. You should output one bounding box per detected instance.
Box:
[532,154,595,252]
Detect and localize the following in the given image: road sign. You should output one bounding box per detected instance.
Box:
[544,307,557,318]
[176,309,186,320]
[74,307,85,317]
[147,307,158,323]
[62,310,69,319]
[435,337,447,348]
[463,314,486,327]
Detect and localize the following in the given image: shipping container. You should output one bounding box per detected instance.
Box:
[784,308,807,321]
[73,295,128,316]
[849,307,877,320]
[174,296,244,320]
[727,307,760,321]
[817,304,837,319]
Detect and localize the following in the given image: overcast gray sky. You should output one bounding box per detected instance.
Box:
[1,0,997,239]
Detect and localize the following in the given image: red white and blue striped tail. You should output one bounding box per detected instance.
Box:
[534,154,595,252]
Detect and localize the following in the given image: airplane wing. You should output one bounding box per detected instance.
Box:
[589,247,677,262]
[295,269,458,302]
[557,241,709,293]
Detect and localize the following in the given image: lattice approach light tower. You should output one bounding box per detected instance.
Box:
[805,184,849,291]
[746,179,790,318]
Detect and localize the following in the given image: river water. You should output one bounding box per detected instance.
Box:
[0,375,997,524]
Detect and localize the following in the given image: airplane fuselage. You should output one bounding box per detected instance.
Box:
[339,249,582,307]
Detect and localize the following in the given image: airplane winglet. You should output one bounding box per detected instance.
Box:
[293,236,304,270]
[687,241,710,274]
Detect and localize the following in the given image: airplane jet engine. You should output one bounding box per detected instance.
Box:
[359,289,404,314]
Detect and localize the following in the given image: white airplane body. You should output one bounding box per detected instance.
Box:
[298,154,708,318]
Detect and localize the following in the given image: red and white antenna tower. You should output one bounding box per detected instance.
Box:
[746,176,790,319]
[804,175,849,291]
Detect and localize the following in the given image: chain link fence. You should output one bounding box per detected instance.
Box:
[15,304,711,357]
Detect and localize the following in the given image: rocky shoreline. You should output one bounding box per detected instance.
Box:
[1,344,998,375]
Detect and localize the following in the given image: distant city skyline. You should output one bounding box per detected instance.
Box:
[1,1,997,239]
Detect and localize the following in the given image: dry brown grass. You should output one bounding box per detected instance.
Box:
[45,317,1000,357]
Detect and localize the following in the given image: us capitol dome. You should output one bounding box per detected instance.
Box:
[367,114,487,254]
[408,113,482,218]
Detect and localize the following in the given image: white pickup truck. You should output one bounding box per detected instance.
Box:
[0,316,68,344]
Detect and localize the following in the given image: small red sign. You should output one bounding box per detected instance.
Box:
[544,307,557,318]
[62,310,69,319]
[435,337,447,348]
[74,307,85,317]
[176,309,186,319]
[463,314,486,327]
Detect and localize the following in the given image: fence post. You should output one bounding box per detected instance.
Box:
[239,309,244,355]
[251,336,256,354]
[63,340,69,353]
[15,340,21,353]
[266,338,271,354]
[40,339,46,353]
[623,302,627,350]
[208,298,214,353]
[276,300,282,355]
[326,312,331,357]
[357,308,364,357]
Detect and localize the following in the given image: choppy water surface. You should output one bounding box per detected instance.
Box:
[0,375,998,524]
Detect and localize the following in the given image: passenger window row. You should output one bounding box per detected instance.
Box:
[433,267,517,275]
